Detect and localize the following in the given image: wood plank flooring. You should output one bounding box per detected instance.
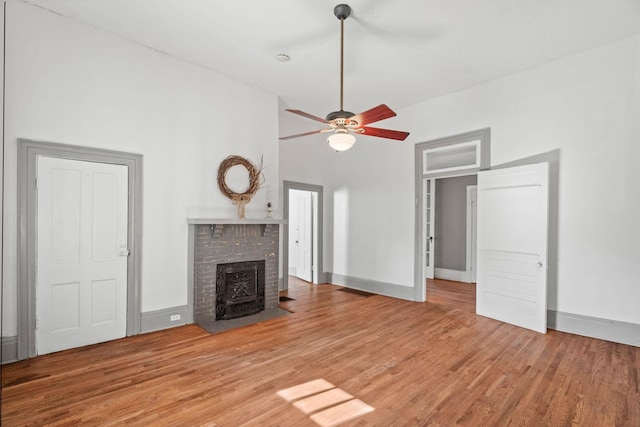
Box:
[426,278,476,313]
[3,279,639,426]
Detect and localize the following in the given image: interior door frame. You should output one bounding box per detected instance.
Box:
[465,185,478,283]
[414,128,491,302]
[17,139,143,360]
[423,178,435,280]
[283,181,323,289]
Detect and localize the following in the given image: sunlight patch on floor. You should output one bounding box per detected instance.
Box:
[277,379,374,427]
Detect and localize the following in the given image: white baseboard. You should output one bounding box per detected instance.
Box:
[140,305,189,333]
[2,336,18,364]
[328,273,415,301]
[434,268,467,282]
[317,271,329,284]
[548,310,639,347]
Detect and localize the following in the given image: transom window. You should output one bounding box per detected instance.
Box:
[417,128,490,179]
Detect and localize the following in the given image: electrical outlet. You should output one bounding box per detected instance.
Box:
[170,314,181,321]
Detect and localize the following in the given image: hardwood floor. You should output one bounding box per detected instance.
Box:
[3,279,639,426]
[426,278,476,313]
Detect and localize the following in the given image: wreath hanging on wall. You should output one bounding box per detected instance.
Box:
[217,155,263,218]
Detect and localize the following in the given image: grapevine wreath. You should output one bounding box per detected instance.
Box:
[217,155,263,218]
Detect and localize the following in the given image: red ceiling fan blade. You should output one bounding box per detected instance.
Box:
[285,109,328,123]
[279,129,331,140]
[359,126,410,141]
[350,104,396,126]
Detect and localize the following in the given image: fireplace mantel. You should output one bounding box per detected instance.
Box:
[187,218,286,238]
[187,218,287,225]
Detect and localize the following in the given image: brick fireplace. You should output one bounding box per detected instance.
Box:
[189,219,283,325]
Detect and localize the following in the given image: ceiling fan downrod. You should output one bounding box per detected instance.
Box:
[326,4,354,122]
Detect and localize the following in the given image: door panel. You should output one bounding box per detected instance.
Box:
[37,156,128,355]
[91,279,118,325]
[92,171,120,261]
[476,163,549,333]
[481,186,540,252]
[51,168,81,263]
[50,282,80,331]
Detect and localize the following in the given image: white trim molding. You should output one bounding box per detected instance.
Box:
[548,310,640,347]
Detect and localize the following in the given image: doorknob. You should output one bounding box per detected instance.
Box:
[119,249,131,257]
[536,261,543,268]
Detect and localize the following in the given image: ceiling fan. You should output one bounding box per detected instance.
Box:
[279,4,410,151]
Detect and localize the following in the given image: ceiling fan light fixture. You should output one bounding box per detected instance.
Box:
[328,130,355,151]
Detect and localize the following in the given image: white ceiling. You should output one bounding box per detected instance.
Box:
[21,0,640,117]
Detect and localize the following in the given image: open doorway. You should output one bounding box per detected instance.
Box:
[413,127,490,304]
[282,181,323,291]
[424,175,477,311]
[433,175,477,282]
[288,189,315,283]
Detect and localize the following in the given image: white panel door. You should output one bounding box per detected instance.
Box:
[295,190,313,282]
[37,156,128,355]
[476,163,549,333]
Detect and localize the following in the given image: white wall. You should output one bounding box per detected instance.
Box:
[280,34,640,325]
[0,4,4,338]
[2,3,279,335]
[280,111,415,287]
[398,35,640,324]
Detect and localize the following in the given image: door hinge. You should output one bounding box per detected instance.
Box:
[415,197,419,208]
